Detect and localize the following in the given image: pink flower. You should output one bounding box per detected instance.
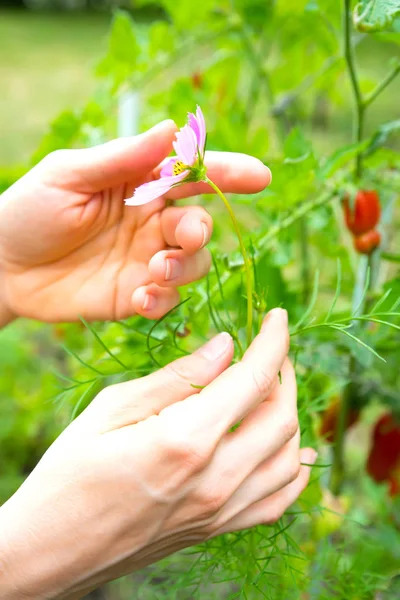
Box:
[125,106,207,206]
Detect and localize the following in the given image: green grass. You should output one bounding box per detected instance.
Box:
[0,10,110,165]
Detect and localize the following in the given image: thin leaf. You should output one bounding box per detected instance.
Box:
[293,270,320,331]
[352,264,371,317]
[61,344,105,376]
[147,297,192,367]
[80,317,128,371]
[70,380,99,422]
[370,288,393,314]
[329,325,385,362]
[206,273,223,334]
[355,317,400,330]
[325,258,342,323]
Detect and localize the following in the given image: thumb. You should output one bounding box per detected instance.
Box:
[80,332,234,432]
[41,119,177,193]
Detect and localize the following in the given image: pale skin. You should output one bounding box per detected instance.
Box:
[0,121,317,598]
[0,119,270,324]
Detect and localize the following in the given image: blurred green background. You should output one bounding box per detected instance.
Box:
[1,2,399,166]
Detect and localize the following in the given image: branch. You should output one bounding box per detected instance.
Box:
[363,61,400,108]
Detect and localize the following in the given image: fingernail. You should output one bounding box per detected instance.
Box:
[261,308,288,331]
[199,332,231,360]
[142,294,156,311]
[165,258,182,281]
[200,222,210,248]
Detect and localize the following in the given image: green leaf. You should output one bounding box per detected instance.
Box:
[365,119,400,155]
[31,111,81,164]
[354,0,400,33]
[318,140,370,179]
[96,10,141,88]
[284,127,314,161]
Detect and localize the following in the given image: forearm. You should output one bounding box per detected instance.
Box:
[0,487,106,600]
[0,495,76,600]
[0,498,51,600]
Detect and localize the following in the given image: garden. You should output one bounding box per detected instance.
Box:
[0,0,400,598]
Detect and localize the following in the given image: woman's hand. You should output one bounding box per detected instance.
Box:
[0,309,316,599]
[0,120,270,325]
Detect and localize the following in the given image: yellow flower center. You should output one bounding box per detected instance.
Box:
[172,160,187,176]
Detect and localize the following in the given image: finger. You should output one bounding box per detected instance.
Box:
[179,308,289,437]
[148,249,212,288]
[131,283,181,320]
[161,206,213,254]
[201,360,298,494]
[210,431,301,526]
[83,332,234,430]
[214,448,317,535]
[161,151,271,200]
[42,120,177,193]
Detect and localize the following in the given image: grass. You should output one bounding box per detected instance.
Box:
[0,10,110,165]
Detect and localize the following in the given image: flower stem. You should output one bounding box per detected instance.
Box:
[205,177,253,348]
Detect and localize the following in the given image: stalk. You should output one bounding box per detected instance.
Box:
[343,0,364,179]
[205,177,253,348]
[330,0,367,494]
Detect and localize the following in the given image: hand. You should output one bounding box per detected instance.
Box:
[0,309,316,599]
[0,120,270,324]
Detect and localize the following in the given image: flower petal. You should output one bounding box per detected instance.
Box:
[125,175,184,206]
[173,124,197,165]
[195,105,206,155]
[160,157,177,178]
[188,112,201,149]
[187,106,206,158]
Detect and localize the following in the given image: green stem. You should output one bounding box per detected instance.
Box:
[299,217,311,304]
[330,355,355,495]
[363,62,400,109]
[330,0,366,495]
[194,190,336,316]
[343,0,364,179]
[205,177,253,348]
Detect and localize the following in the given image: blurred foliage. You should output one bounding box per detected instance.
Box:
[1,0,400,598]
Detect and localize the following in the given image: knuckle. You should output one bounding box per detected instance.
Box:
[267,505,285,524]
[160,426,209,471]
[250,365,274,399]
[281,416,299,443]
[161,361,194,389]
[286,459,301,484]
[41,149,70,169]
[198,487,226,520]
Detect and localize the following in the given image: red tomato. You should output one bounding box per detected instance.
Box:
[354,229,381,254]
[344,190,381,236]
[367,413,400,495]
